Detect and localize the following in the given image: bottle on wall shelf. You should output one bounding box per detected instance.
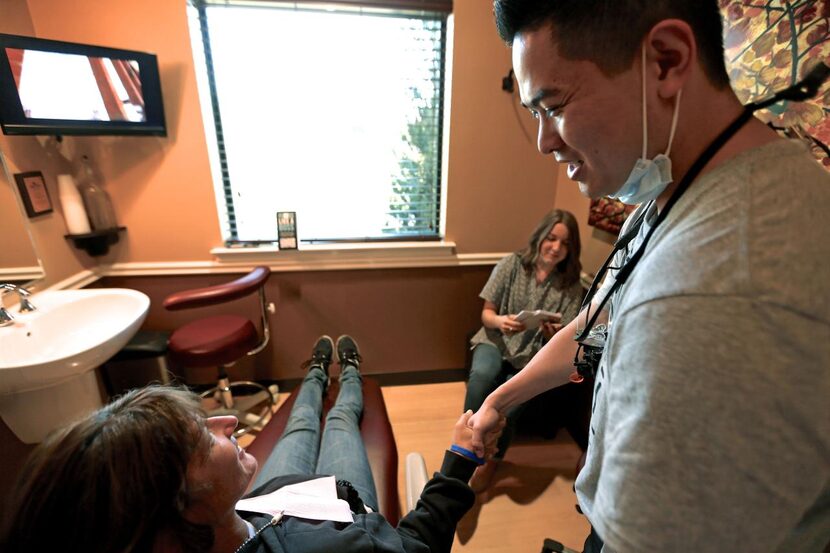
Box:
[56,174,91,235]
[76,155,117,231]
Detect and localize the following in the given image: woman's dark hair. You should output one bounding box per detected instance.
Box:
[0,386,214,553]
[518,208,581,286]
[493,0,731,89]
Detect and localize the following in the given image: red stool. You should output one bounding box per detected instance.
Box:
[164,266,277,436]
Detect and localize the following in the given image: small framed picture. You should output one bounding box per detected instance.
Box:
[14,171,53,218]
[276,211,298,250]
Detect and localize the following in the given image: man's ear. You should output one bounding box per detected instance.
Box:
[645,19,696,99]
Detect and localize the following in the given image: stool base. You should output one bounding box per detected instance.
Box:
[200,381,278,437]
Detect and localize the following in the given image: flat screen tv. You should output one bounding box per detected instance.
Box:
[0,33,166,136]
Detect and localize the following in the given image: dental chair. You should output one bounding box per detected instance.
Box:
[163,266,277,437]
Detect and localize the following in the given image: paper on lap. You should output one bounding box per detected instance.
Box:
[514,310,561,329]
[236,475,354,522]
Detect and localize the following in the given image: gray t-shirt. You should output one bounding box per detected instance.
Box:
[576,140,830,552]
[471,253,583,369]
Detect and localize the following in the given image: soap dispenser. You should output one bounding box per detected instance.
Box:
[76,155,117,231]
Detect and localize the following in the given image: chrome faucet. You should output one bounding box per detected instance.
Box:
[0,284,37,326]
[0,307,12,327]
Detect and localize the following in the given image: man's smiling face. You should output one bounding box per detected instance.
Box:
[512,23,644,199]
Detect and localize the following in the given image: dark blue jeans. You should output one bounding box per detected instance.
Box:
[252,365,379,510]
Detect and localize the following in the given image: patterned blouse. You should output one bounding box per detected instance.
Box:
[470,253,584,369]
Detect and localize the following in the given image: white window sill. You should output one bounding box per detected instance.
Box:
[209,241,501,272]
[80,243,505,280]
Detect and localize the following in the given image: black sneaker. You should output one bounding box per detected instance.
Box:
[301,335,334,376]
[336,335,362,368]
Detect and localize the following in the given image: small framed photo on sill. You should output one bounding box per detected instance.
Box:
[14,171,53,218]
[276,211,297,250]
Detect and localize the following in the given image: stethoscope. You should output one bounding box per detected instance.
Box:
[570,61,830,382]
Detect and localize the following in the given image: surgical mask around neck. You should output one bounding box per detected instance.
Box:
[610,47,682,205]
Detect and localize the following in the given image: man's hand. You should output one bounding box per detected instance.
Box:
[452,410,507,459]
[466,405,508,459]
[453,410,505,461]
[499,314,526,335]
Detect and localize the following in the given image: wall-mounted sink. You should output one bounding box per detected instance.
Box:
[0,288,149,443]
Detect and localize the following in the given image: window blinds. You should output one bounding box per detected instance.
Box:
[191,0,448,242]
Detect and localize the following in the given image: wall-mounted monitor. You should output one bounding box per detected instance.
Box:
[0,33,166,136]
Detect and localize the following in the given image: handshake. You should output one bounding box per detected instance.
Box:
[451,410,507,464]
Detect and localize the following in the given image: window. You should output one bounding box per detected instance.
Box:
[188,0,450,245]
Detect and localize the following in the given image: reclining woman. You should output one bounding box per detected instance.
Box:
[1,335,504,553]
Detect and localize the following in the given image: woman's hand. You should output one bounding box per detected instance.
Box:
[482,303,525,336]
[540,321,563,340]
[454,410,505,461]
[498,314,526,336]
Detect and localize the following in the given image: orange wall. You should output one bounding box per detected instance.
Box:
[0,0,94,289]
[24,0,222,266]
[5,0,614,272]
[444,1,558,253]
[23,0,561,260]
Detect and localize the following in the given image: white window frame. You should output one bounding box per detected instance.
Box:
[188,0,454,257]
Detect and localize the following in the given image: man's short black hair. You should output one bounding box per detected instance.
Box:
[493,0,731,89]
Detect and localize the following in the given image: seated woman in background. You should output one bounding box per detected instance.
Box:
[464,208,584,491]
[1,335,504,553]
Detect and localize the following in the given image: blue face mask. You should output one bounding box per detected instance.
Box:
[610,47,682,205]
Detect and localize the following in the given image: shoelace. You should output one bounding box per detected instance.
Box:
[339,352,362,366]
[300,353,330,370]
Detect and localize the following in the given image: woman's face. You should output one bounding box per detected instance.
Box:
[184,416,258,523]
[537,222,570,270]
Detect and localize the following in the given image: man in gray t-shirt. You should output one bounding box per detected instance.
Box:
[469,1,830,551]
[579,140,830,552]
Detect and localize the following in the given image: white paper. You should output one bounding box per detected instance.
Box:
[236,475,354,523]
[514,310,561,329]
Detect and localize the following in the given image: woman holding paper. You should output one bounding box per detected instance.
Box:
[2,335,504,553]
[464,209,584,491]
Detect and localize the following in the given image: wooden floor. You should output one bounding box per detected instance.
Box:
[382,381,590,552]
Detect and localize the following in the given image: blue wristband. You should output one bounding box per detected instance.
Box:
[450,444,486,465]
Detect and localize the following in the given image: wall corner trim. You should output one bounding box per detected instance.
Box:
[41,250,511,286]
[45,269,101,291]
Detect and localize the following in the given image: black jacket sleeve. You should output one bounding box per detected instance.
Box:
[394,451,477,553]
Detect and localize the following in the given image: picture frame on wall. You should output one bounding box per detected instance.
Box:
[587,197,636,236]
[276,211,297,250]
[14,171,53,218]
